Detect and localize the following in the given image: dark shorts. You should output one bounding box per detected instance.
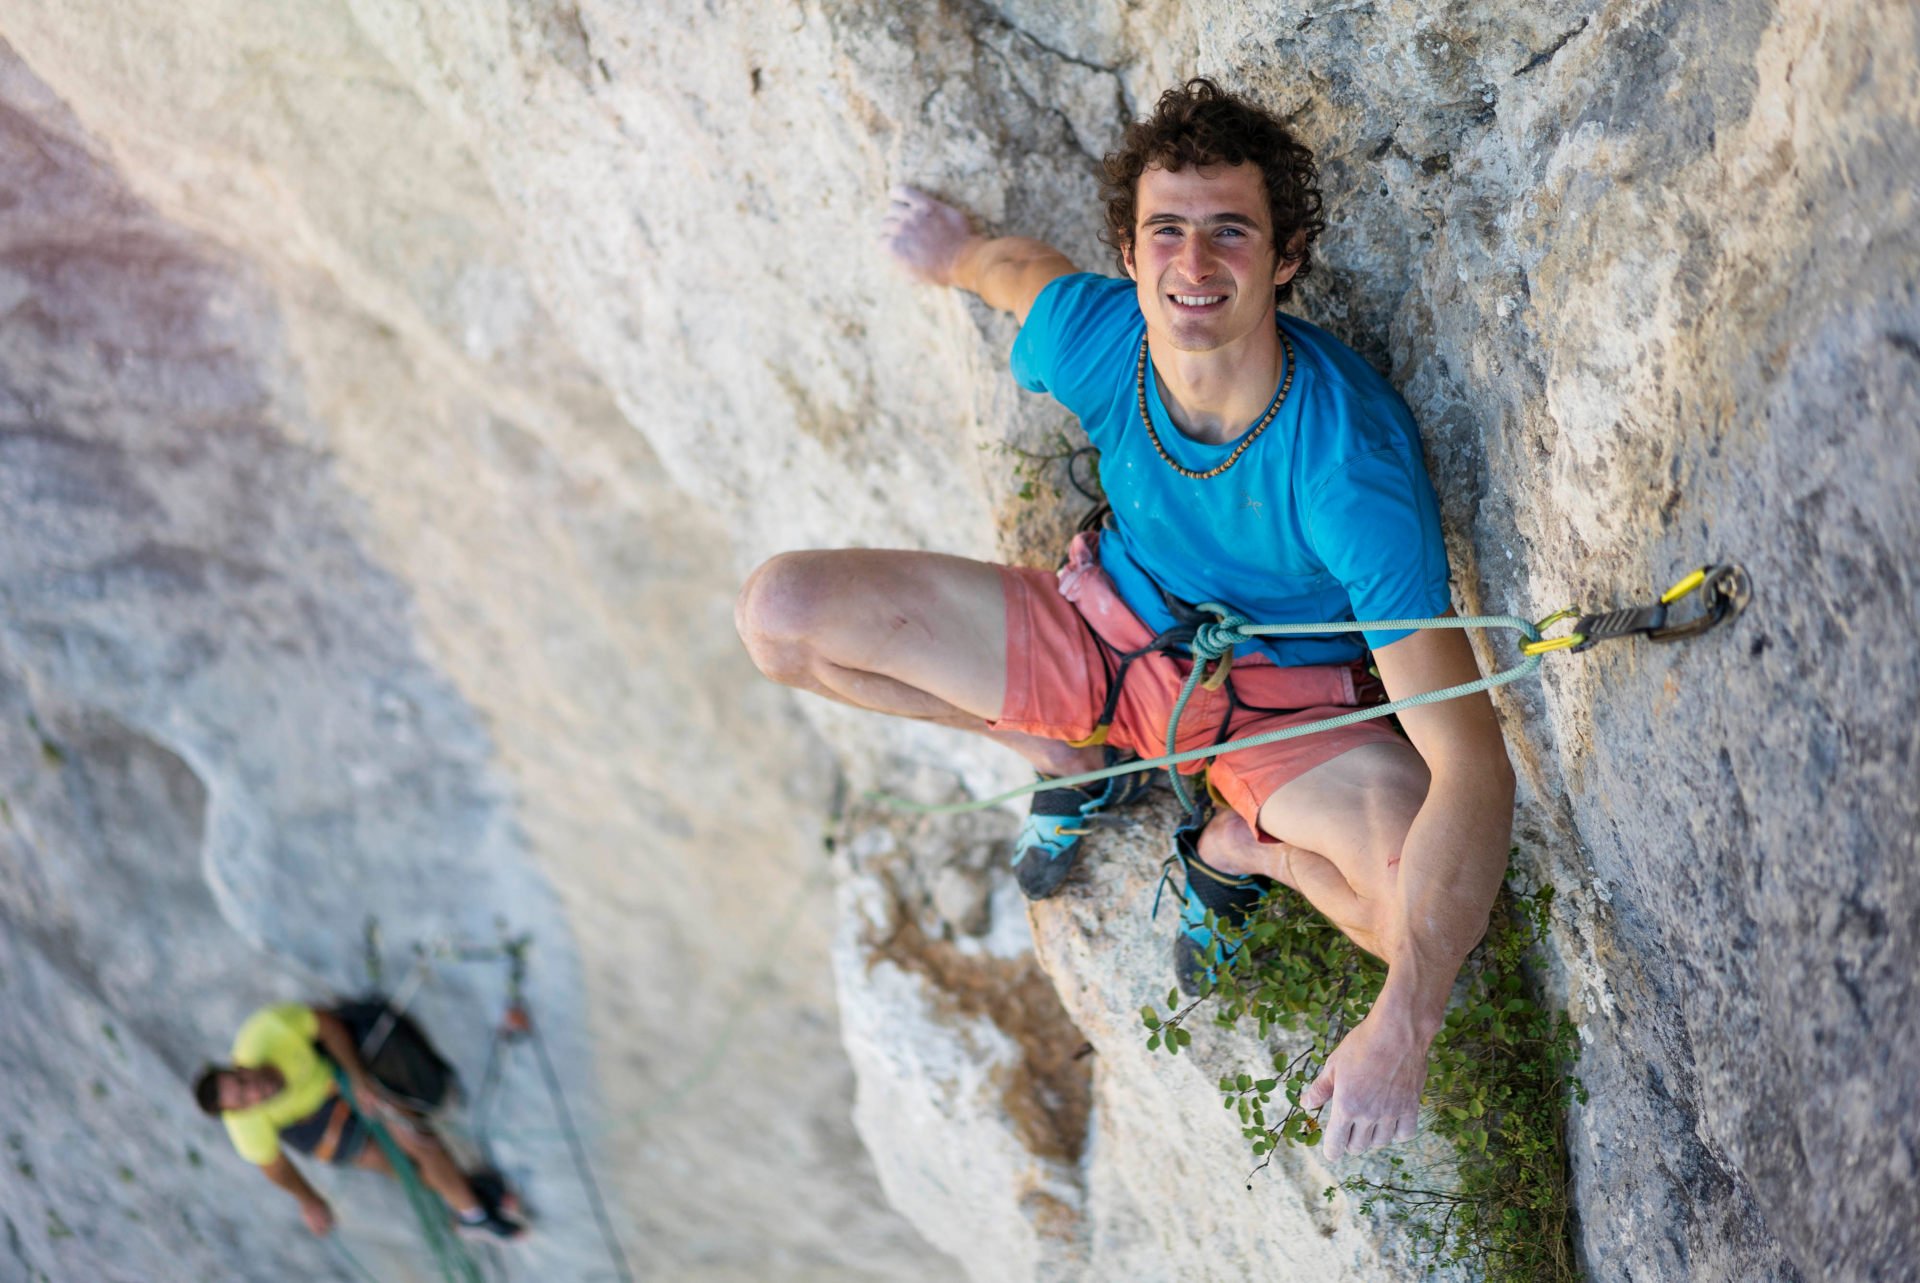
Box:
[279,1095,368,1167]
[990,532,1402,842]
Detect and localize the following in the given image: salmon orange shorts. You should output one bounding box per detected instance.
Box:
[990,532,1401,843]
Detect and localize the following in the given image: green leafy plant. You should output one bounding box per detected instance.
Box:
[987,432,1092,504]
[1141,867,1584,1282]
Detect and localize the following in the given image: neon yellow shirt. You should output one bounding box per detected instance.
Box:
[221,1003,335,1165]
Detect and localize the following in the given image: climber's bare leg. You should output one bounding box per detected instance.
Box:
[735,548,1102,777]
[355,1119,482,1216]
[1196,741,1432,958]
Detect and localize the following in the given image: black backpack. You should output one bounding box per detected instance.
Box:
[328,998,460,1112]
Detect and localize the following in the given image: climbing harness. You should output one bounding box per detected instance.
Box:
[873,562,1753,820]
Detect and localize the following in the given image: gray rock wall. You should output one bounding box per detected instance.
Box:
[0,22,941,1283]
[0,2,1913,1281]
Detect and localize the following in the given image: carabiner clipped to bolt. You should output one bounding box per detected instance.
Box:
[1518,564,1753,656]
[1571,563,1752,652]
[1647,563,1753,643]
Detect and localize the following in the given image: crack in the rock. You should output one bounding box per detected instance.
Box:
[1512,16,1591,77]
[1297,1,1378,31]
[970,4,1122,76]
[970,29,1112,174]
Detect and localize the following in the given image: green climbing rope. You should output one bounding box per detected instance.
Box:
[331,1066,485,1283]
[326,1234,390,1283]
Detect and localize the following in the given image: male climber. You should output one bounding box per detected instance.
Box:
[735,79,1516,1162]
[192,1001,524,1239]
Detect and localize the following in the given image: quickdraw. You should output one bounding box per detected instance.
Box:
[1521,564,1752,655]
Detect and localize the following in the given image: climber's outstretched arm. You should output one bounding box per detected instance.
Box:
[881,185,1074,322]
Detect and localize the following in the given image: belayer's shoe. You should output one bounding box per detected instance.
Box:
[456,1201,528,1241]
[1167,817,1272,997]
[1011,746,1154,901]
[465,1167,521,1220]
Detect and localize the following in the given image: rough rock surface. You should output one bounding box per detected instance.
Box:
[1,2,1915,1282]
[0,24,939,1283]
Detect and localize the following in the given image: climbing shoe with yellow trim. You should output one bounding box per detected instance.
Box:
[1011,747,1153,901]
[1168,820,1272,996]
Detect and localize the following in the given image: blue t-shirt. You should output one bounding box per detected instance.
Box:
[1010,273,1451,668]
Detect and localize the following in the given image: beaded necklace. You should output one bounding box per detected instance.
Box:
[1133,322,1296,480]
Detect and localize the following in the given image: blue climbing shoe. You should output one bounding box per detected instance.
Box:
[1166,819,1272,996]
[1011,747,1153,900]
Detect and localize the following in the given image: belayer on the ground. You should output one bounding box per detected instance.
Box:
[736,77,1518,1162]
[191,1000,525,1240]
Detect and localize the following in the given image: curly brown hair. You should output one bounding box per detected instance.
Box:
[1100,78,1326,302]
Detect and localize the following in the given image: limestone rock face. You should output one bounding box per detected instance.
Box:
[0,25,937,1283]
[0,2,1914,1282]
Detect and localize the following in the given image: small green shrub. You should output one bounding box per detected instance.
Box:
[1141,869,1584,1282]
[987,432,1091,504]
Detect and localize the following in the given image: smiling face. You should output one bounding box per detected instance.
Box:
[216,1066,284,1111]
[1121,162,1301,355]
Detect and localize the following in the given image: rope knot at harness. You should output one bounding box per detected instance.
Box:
[1189,604,1253,662]
[1189,603,1252,693]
